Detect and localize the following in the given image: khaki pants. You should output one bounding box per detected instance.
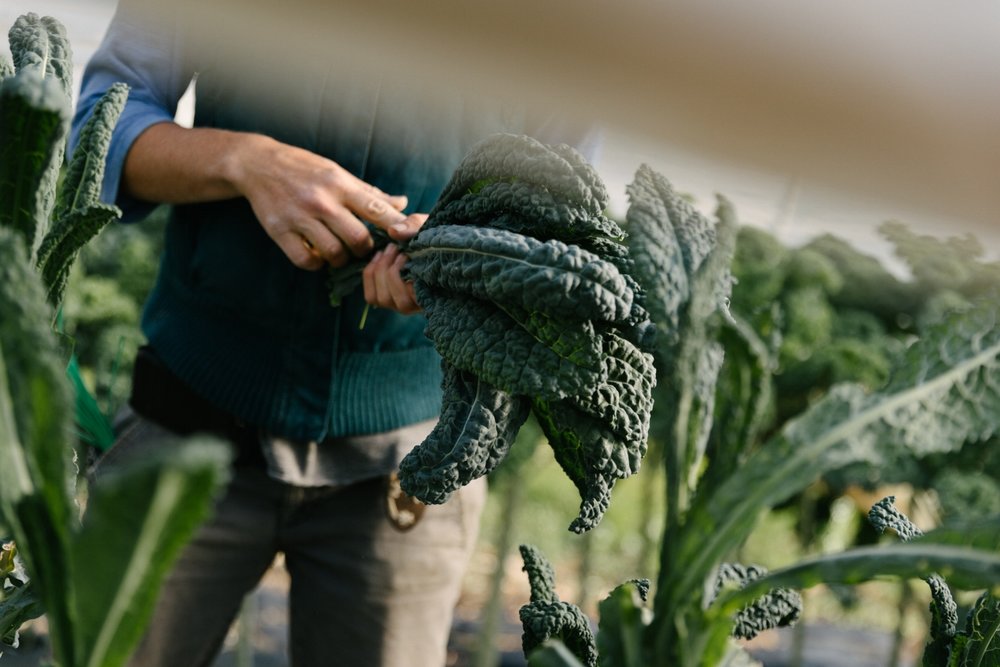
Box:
[92,411,485,667]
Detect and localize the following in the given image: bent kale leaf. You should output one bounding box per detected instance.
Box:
[406,225,635,324]
[396,134,656,532]
[518,544,599,667]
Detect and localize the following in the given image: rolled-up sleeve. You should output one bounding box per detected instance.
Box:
[70,1,194,222]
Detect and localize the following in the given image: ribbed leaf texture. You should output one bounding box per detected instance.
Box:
[655,296,1000,665]
[37,82,127,308]
[7,14,73,258]
[398,135,655,532]
[0,67,69,257]
[518,545,598,667]
[432,133,607,219]
[710,563,802,641]
[418,286,603,399]
[625,164,689,340]
[868,497,958,663]
[951,593,1000,667]
[8,13,73,99]
[398,362,530,504]
[407,225,634,324]
[0,228,75,666]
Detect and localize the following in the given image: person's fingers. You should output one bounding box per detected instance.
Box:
[362,249,383,304]
[297,219,350,267]
[366,184,408,212]
[372,244,398,308]
[345,185,409,234]
[388,252,420,313]
[274,231,325,271]
[387,213,428,243]
[361,244,420,313]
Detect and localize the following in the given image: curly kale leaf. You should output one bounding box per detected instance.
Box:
[0,66,69,257]
[625,165,689,339]
[570,332,655,453]
[428,179,622,240]
[711,563,802,641]
[36,82,127,307]
[418,285,604,399]
[529,333,655,533]
[868,495,924,541]
[951,592,1000,667]
[398,362,529,504]
[521,544,558,603]
[659,296,1000,660]
[433,133,605,218]
[8,13,73,99]
[518,545,598,667]
[397,134,655,533]
[407,225,634,323]
[868,496,958,658]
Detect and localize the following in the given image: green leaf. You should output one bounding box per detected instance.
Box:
[625,164,690,342]
[713,543,1000,614]
[40,202,121,308]
[0,233,77,665]
[654,297,1000,664]
[433,134,606,219]
[868,496,958,656]
[528,639,589,667]
[955,593,1000,667]
[418,287,604,400]
[0,582,44,647]
[704,543,1000,667]
[0,67,70,256]
[70,438,230,667]
[36,83,127,307]
[596,581,651,667]
[8,13,73,99]
[703,311,776,486]
[407,225,634,324]
[398,362,530,505]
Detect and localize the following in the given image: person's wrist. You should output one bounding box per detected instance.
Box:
[218,131,273,196]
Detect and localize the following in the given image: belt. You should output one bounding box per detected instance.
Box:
[128,346,265,468]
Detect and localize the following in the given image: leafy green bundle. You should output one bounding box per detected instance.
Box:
[396,134,657,533]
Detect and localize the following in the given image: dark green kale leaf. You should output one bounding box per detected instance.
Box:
[398,362,530,504]
[518,544,598,667]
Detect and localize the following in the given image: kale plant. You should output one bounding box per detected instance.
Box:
[515,165,1000,667]
[0,15,230,667]
[394,134,657,533]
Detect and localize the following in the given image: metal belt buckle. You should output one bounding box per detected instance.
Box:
[385,472,426,532]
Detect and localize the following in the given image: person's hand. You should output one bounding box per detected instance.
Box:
[228,134,415,270]
[361,214,427,314]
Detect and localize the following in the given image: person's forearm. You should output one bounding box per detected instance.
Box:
[122,122,264,204]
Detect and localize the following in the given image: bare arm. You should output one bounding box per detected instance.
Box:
[123,122,424,312]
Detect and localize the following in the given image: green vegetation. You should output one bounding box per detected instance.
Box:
[397,134,656,533]
[510,163,1000,666]
[0,14,229,667]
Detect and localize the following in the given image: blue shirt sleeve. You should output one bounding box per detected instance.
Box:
[70,2,195,222]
